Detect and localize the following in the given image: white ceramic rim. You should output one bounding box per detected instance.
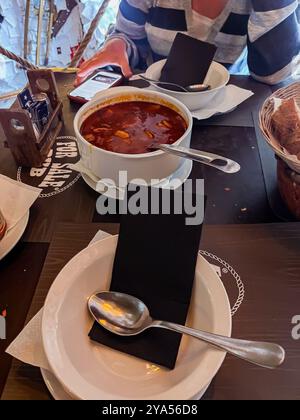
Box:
[145,60,230,96]
[40,367,211,401]
[0,211,29,260]
[73,87,193,160]
[42,236,232,401]
[41,369,73,401]
[81,159,193,199]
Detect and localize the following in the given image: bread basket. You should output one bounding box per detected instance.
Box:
[259,82,300,173]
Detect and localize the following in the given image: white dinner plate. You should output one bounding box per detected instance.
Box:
[81,159,193,200]
[0,211,30,261]
[42,235,231,400]
[41,369,74,401]
[41,368,210,401]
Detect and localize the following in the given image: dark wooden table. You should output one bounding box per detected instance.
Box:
[0,74,299,400]
[2,222,300,401]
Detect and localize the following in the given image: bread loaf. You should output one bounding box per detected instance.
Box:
[271,98,300,159]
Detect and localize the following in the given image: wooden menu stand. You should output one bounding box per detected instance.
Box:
[0,69,63,168]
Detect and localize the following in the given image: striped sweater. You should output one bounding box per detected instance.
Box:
[111,0,300,84]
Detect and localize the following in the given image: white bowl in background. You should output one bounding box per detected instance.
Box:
[145,60,230,111]
[74,87,193,185]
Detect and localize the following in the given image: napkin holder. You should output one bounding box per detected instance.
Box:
[0,70,63,168]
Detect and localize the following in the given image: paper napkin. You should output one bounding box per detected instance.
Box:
[0,175,41,231]
[6,308,50,371]
[192,85,254,120]
[6,230,111,371]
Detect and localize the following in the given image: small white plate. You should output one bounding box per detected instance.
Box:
[0,211,30,261]
[42,236,231,400]
[81,159,193,200]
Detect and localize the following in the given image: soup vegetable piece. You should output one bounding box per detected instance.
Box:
[81,101,187,154]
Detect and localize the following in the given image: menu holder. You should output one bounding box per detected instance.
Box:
[89,186,205,369]
[160,33,217,89]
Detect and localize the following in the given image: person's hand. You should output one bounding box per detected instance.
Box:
[74,38,133,86]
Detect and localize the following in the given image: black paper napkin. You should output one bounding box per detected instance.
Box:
[160,33,217,89]
[89,186,205,369]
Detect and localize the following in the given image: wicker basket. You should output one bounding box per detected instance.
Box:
[259,82,300,173]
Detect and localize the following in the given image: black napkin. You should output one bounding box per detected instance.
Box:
[160,33,217,89]
[89,186,205,369]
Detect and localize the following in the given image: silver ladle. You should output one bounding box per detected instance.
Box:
[149,143,241,174]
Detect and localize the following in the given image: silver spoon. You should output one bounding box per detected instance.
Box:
[149,143,241,174]
[139,75,210,93]
[88,291,285,370]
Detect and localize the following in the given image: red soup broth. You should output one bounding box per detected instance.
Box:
[80,101,188,155]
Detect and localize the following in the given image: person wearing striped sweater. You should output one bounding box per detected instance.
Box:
[76,0,300,86]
